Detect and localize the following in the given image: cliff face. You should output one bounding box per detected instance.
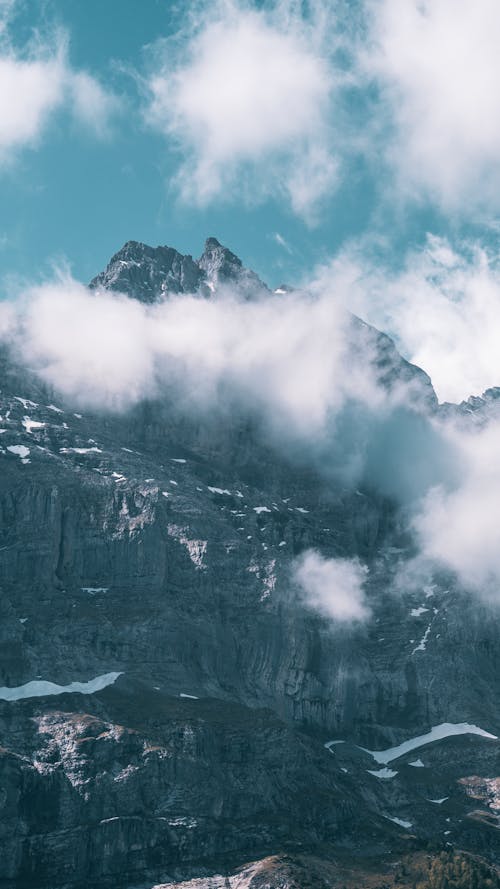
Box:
[1,241,500,888]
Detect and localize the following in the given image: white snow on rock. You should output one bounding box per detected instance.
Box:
[22,417,45,434]
[171,458,186,463]
[367,767,398,779]
[0,672,122,701]
[208,486,232,496]
[412,623,431,653]
[295,507,309,514]
[386,816,412,828]
[7,445,30,460]
[362,723,497,764]
[167,524,207,569]
[261,559,276,601]
[81,587,109,595]
[253,506,271,514]
[14,397,38,410]
[47,404,64,413]
[60,447,102,455]
[179,693,199,699]
[411,606,429,617]
[408,758,425,768]
[428,798,448,804]
[324,739,345,752]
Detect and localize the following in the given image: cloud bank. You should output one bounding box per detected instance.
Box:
[413,421,500,598]
[3,271,382,430]
[314,234,500,404]
[293,550,370,623]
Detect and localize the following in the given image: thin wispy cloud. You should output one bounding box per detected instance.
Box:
[272,232,293,254]
[0,8,119,167]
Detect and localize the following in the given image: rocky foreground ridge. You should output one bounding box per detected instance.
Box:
[0,239,500,888]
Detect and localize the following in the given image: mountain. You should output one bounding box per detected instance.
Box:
[1,240,499,889]
[89,237,270,303]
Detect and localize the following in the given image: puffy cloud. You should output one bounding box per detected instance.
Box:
[365,0,500,210]
[315,234,500,403]
[0,15,118,165]
[145,1,343,221]
[293,549,370,622]
[413,420,500,598]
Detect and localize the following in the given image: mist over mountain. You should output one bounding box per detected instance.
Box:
[1,239,500,888]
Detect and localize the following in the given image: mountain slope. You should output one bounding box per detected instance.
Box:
[0,240,499,888]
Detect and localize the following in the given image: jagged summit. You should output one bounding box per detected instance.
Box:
[90,236,270,303]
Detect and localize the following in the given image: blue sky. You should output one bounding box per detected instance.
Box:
[0,0,470,288]
[3,0,500,405]
[0,0,373,287]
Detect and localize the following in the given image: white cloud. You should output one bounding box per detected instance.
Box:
[6,271,386,429]
[0,52,65,160]
[366,0,500,210]
[69,70,119,138]
[272,232,293,255]
[293,549,370,622]
[145,1,342,221]
[0,22,118,165]
[413,420,500,598]
[317,234,500,403]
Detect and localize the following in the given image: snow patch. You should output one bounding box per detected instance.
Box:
[367,767,398,779]
[408,758,425,768]
[0,671,122,701]
[253,506,271,514]
[412,623,431,653]
[208,486,232,495]
[7,444,30,460]
[22,417,45,434]
[386,816,412,828]
[362,723,497,764]
[324,739,345,752]
[411,606,429,617]
[60,447,102,455]
[14,397,38,409]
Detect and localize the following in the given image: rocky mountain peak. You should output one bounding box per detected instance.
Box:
[89,240,204,304]
[89,236,270,303]
[198,236,243,277]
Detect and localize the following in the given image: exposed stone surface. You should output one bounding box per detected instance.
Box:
[89,237,269,303]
